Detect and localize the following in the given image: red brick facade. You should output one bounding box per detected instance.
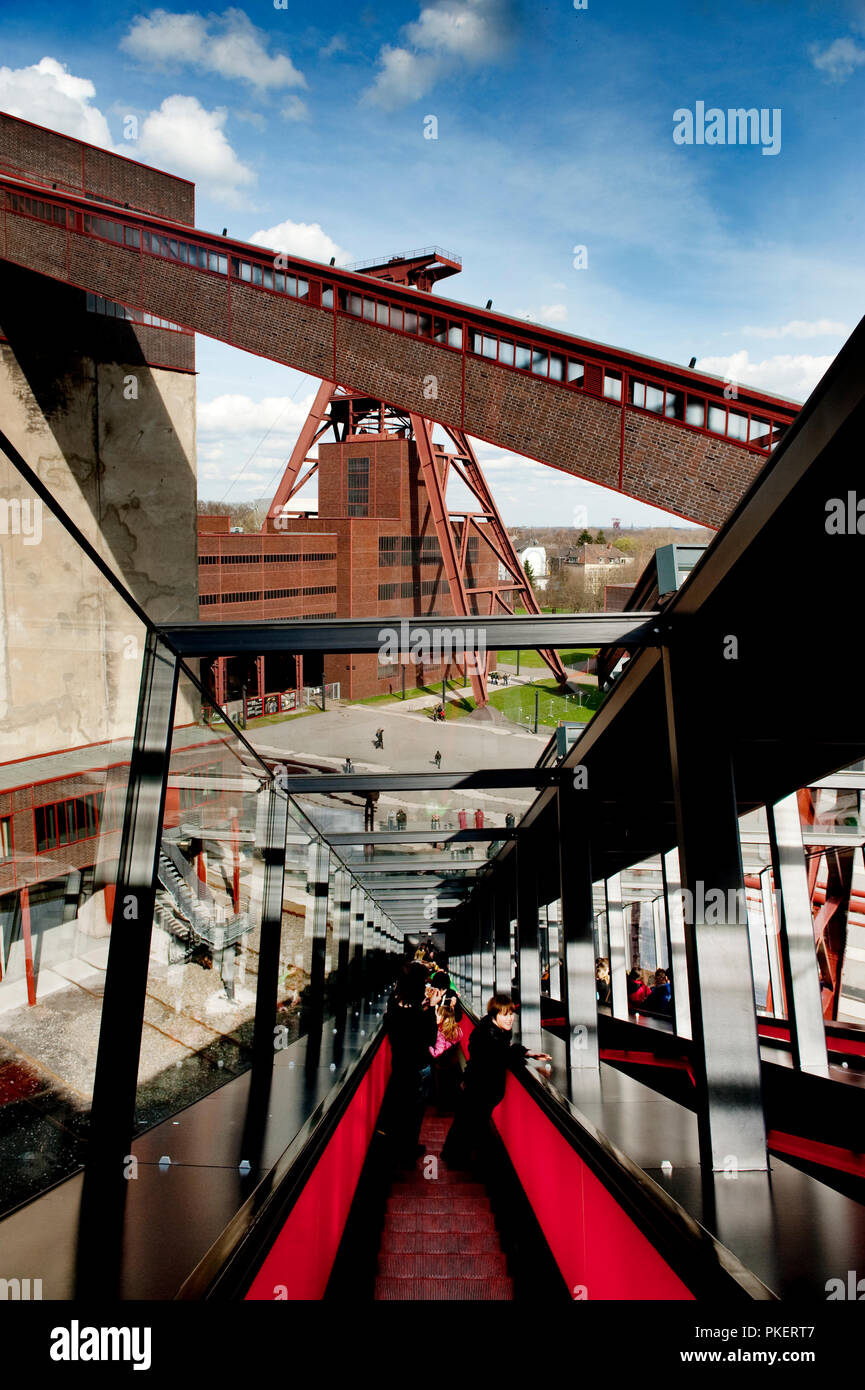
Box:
[0,112,194,224]
[201,435,499,700]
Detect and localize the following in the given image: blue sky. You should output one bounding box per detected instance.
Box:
[2,0,864,525]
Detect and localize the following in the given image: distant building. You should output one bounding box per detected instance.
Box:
[514,543,548,591]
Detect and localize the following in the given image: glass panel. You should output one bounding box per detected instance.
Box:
[0,446,148,1216]
[686,397,706,427]
[287,276,298,298]
[263,268,273,290]
[376,301,389,326]
[482,335,498,359]
[549,353,565,382]
[499,338,515,366]
[135,667,267,1129]
[665,389,685,420]
[448,324,463,349]
[531,349,549,376]
[604,370,622,401]
[252,264,263,286]
[514,341,531,370]
[727,410,749,441]
[363,298,376,321]
[418,314,432,338]
[297,278,309,299]
[275,272,286,293]
[321,285,333,309]
[567,358,584,385]
[707,403,727,434]
[750,416,771,447]
[124,226,140,248]
[644,384,664,413]
[405,310,418,334]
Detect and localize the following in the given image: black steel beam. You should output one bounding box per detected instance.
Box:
[161,612,661,656]
[271,770,558,793]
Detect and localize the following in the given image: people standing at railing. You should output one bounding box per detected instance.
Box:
[595,957,611,1006]
[379,962,437,1162]
[627,966,650,1006]
[428,999,463,1111]
[645,968,672,1015]
[441,993,550,1171]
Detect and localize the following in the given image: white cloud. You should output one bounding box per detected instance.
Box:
[0,57,255,203]
[122,8,306,90]
[320,34,348,58]
[249,218,350,264]
[137,95,255,204]
[539,303,568,323]
[365,0,517,109]
[281,96,309,122]
[809,36,865,82]
[694,349,834,402]
[740,318,849,340]
[0,56,114,147]
[198,392,316,439]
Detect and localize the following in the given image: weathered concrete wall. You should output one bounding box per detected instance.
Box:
[0,267,197,761]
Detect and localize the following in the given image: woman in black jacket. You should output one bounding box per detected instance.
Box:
[378,962,437,1160]
[441,992,550,1170]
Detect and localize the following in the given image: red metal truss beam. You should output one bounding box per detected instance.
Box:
[425,425,568,687]
[413,415,489,706]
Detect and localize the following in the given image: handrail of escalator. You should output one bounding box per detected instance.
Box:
[458,1002,775,1302]
[176,1018,387,1301]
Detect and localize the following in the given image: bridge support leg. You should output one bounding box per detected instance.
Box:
[251,783,288,1068]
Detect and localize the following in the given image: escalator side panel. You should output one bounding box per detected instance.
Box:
[244,1041,391,1300]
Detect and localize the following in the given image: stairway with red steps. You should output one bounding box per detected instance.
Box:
[374,1109,514,1301]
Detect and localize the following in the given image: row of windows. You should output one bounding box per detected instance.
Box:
[199,585,337,605]
[347,456,370,518]
[378,580,447,600]
[8,191,67,225]
[35,793,103,854]
[7,187,791,453]
[378,535,478,567]
[0,814,11,863]
[86,291,184,333]
[198,552,336,564]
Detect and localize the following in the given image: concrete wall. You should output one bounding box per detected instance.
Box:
[0,266,197,763]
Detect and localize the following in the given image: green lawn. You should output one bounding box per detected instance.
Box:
[355,678,469,706]
[488,680,604,728]
[494,646,598,669]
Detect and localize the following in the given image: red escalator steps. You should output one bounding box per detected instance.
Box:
[377,1252,509,1278]
[379,1230,502,1255]
[374,1276,513,1301]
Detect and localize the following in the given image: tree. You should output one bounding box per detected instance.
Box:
[523,558,536,590]
[595,529,606,544]
[577,529,593,546]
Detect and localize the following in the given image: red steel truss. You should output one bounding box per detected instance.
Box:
[265,383,567,705]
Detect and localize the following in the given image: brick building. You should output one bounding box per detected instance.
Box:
[200,421,499,703]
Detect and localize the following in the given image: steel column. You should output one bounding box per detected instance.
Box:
[481,893,495,1002]
[250,785,289,1067]
[557,786,600,1069]
[304,838,330,1008]
[768,793,828,1072]
[515,833,543,1052]
[759,868,786,1019]
[663,846,692,1040]
[606,874,629,1021]
[334,868,352,998]
[87,632,179,1169]
[663,646,767,1172]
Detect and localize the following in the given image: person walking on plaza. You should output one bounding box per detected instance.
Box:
[434,749,442,769]
[374,727,384,750]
